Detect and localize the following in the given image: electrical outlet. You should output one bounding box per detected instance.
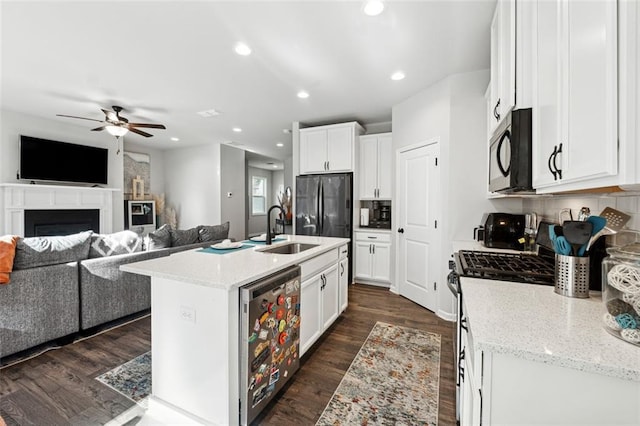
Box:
[180,305,196,323]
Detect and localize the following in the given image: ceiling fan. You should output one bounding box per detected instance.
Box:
[56,105,166,139]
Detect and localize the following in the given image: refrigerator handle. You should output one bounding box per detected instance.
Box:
[319,180,325,234]
[316,180,321,233]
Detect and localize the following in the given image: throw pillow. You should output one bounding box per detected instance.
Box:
[198,221,230,242]
[146,224,171,250]
[13,231,93,270]
[0,235,19,284]
[89,230,143,258]
[170,227,199,247]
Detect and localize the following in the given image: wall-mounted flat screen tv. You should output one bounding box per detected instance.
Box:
[20,135,109,185]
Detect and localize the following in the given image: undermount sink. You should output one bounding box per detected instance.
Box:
[258,242,319,255]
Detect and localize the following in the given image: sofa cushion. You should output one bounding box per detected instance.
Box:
[13,231,92,270]
[198,222,230,242]
[170,227,199,247]
[89,230,143,258]
[0,235,19,284]
[146,224,171,250]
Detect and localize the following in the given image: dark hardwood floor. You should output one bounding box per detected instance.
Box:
[0,284,456,425]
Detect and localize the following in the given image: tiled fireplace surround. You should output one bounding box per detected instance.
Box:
[0,183,117,237]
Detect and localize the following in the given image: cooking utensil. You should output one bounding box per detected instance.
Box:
[562,221,593,256]
[549,225,571,256]
[578,216,606,256]
[578,207,591,221]
[585,207,632,252]
[558,208,573,223]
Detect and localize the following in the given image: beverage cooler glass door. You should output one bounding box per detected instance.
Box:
[295,175,320,236]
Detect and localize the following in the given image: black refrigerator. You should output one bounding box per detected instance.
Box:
[296,173,353,281]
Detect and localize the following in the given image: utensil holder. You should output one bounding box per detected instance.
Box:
[555,254,590,298]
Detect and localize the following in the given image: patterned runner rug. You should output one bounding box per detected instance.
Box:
[316,322,441,426]
[96,351,151,403]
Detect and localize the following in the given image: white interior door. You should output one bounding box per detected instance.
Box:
[396,142,440,312]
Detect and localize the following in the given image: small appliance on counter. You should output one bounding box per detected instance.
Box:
[483,212,526,250]
[358,200,391,229]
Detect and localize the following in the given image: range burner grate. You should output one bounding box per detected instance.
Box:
[457,250,555,286]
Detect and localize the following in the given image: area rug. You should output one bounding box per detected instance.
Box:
[316,322,441,426]
[96,351,151,403]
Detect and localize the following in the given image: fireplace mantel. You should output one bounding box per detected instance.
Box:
[0,183,120,236]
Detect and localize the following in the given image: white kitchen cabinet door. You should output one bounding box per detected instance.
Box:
[371,243,391,282]
[321,264,339,331]
[354,241,373,279]
[359,137,378,198]
[300,272,322,356]
[339,257,349,313]
[300,129,328,174]
[377,135,393,199]
[489,0,516,136]
[533,0,618,191]
[326,127,353,172]
[358,133,392,199]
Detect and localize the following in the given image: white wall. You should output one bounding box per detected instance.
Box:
[163,143,221,229]
[220,144,246,241]
[0,109,125,230]
[392,70,522,320]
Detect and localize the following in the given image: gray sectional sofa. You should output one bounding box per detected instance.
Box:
[0,222,229,360]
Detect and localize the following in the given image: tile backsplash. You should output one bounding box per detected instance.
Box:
[523,193,640,245]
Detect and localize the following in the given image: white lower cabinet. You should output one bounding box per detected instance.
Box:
[461,322,640,425]
[299,247,345,356]
[354,231,391,284]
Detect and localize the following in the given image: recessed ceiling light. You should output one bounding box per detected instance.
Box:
[234,42,252,56]
[297,91,310,99]
[273,165,278,169]
[276,143,284,147]
[170,137,180,142]
[391,71,405,81]
[232,127,242,133]
[364,0,384,16]
[283,129,291,134]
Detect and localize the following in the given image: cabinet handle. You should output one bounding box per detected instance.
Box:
[547,145,558,180]
[493,98,501,122]
[554,143,563,180]
[369,244,372,254]
[367,236,378,239]
[340,263,344,276]
[397,228,404,234]
[372,245,375,254]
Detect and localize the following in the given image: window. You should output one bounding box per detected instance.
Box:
[252,176,267,215]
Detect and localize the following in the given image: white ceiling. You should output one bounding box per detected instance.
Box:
[1,0,495,161]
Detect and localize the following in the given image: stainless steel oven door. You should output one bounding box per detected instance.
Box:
[447,265,462,422]
[488,115,512,193]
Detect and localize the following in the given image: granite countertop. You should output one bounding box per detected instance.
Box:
[120,235,348,290]
[461,277,640,382]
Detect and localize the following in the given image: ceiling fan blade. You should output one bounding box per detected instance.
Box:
[128,127,153,138]
[102,109,119,122]
[127,123,166,129]
[56,114,104,123]
[91,126,106,132]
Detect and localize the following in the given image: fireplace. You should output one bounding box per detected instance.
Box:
[24,209,100,237]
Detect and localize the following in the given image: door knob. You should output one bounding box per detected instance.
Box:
[397,228,404,233]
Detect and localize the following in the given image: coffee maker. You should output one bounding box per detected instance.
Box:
[362,200,391,229]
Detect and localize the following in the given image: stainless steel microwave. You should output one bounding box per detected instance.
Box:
[488,108,533,193]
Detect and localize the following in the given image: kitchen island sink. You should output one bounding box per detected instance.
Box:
[258,242,319,254]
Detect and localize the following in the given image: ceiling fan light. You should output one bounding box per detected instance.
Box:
[106,125,128,137]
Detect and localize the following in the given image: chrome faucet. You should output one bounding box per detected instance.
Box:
[266,205,285,245]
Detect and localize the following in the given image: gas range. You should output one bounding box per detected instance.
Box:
[454,249,555,286]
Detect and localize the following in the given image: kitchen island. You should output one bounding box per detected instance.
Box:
[120,235,349,425]
[460,277,640,425]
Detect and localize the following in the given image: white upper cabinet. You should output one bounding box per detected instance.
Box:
[532,0,618,192]
[359,133,392,199]
[489,0,516,136]
[299,122,363,174]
